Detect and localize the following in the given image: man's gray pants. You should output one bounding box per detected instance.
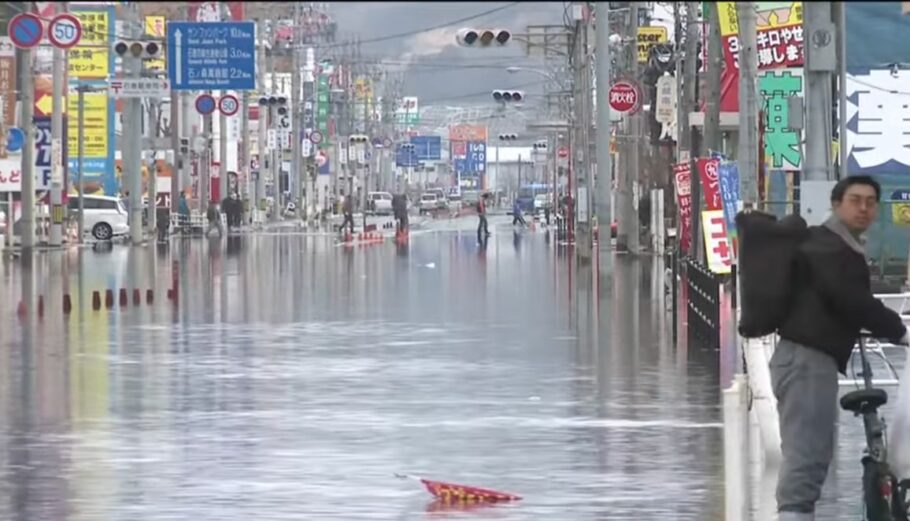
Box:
[770,338,839,517]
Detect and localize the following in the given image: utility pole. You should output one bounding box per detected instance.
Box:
[803,2,835,182]
[595,2,613,275]
[269,22,280,224]
[736,3,760,205]
[682,2,701,257]
[49,2,67,247]
[572,11,592,261]
[703,2,723,154]
[219,101,228,203]
[126,3,143,244]
[256,19,267,224]
[200,94,212,214]
[616,3,640,253]
[77,87,86,244]
[291,2,302,219]
[19,45,35,250]
[240,90,250,220]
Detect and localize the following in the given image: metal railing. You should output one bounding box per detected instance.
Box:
[685,257,723,350]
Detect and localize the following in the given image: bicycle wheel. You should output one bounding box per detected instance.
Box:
[865,457,894,521]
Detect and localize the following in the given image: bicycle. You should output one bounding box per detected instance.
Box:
[841,333,910,520]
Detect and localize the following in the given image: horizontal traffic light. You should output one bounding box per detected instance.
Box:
[492,90,524,103]
[349,135,369,144]
[533,140,548,150]
[113,40,161,59]
[456,28,511,47]
[498,133,518,141]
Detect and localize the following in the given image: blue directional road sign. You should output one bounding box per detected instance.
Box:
[409,135,441,161]
[396,144,419,168]
[167,22,256,91]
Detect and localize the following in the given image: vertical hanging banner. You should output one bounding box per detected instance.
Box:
[673,162,693,254]
[702,210,733,274]
[759,68,804,171]
[697,157,722,210]
[717,161,741,258]
[316,74,330,148]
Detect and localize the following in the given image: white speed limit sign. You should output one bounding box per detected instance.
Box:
[48,14,83,49]
[218,94,240,117]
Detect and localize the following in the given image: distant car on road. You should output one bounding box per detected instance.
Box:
[368,191,393,215]
[534,194,552,214]
[68,195,129,241]
[419,193,442,214]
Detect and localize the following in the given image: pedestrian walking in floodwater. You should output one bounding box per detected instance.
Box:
[477,192,491,243]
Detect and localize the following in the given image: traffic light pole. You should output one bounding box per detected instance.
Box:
[49,3,68,247]
[126,5,144,244]
[595,2,613,276]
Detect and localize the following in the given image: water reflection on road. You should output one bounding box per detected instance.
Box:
[0,230,722,520]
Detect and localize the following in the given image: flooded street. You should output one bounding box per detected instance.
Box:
[0,228,725,519]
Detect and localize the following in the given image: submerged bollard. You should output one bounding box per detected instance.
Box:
[119,288,128,307]
[63,294,72,314]
[133,288,141,306]
[146,289,154,304]
[105,289,114,308]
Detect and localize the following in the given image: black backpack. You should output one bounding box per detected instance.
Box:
[735,210,809,338]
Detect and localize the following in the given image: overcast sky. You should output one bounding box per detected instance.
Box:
[328,2,568,108]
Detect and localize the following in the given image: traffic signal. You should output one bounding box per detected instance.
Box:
[349,135,369,144]
[258,95,288,115]
[532,140,548,151]
[456,28,510,47]
[179,138,189,155]
[492,90,524,103]
[113,40,162,59]
[498,133,518,141]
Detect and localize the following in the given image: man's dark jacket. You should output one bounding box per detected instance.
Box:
[778,225,905,373]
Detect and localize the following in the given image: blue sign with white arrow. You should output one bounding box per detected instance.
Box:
[395,144,419,168]
[167,22,256,91]
[409,135,441,161]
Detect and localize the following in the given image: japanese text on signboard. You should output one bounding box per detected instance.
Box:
[674,162,692,254]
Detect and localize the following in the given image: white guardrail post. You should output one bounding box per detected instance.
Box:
[724,373,749,521]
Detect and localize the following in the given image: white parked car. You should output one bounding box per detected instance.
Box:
[419,193,441,214]
[68,195,129,241]
[368,191,393,215]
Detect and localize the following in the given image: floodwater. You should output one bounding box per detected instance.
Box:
[0,223,725,520]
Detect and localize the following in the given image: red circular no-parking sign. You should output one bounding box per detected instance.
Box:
[608,80,641,114]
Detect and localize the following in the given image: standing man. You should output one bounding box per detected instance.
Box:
[773,176,909,521]
[477,192,490,243]
[392,192,408,238]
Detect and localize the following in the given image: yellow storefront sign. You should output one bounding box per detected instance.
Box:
[637,27,668,63]
[144,16,166,73]
[718,2,803,37]
[69,10,109,79]
[67,92,108,159]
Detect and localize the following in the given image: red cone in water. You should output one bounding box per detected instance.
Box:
[396,474,521,503]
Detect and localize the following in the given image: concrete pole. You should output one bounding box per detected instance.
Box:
[241,91,250,219]
[683,2,702,256]
[736,3,760,205]
[835,2,848,180]
[219,95,228,203]
[126,6,144,244]
[703,2,723,154]
[147,101,157,236]
[595,2,613,274]
[269,26,280,224]
[615,4,639,253]
[77,88,85,244]
[291,37,302,218]
[49,2,67,247]
[255,20,267,224]
[573,16,592,261]
[201,108,212,213]
[804,2,835,182]
[19,46,35,250]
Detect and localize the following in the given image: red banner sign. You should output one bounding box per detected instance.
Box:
[674,162,692,253]
[719,23,804,111]
[697,158,722,211]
